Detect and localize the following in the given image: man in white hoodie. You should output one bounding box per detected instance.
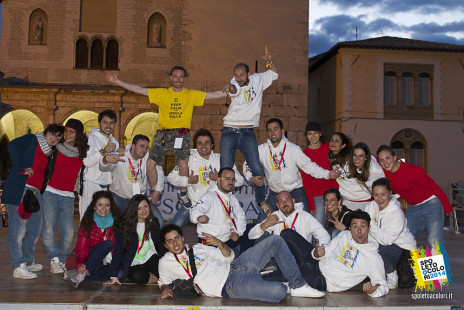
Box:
[249,191,330,245]
[244,118,340,222]
[167,129,243,227]
[190,168,246,248]
[365,177,417,289]
[265,209,388,297]
[79,110,120,220]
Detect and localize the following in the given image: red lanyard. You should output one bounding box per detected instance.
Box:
[216,192,237,230]
[269,143,286,170]
[128,158,142,181]
[174,247,192,278]
[137,234,146,253]
[283,213,299,230]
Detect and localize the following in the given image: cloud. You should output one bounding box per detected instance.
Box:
[321,0,463,15]
[407,21,464,35]
[308,33,337,57]
[314,14,367,40]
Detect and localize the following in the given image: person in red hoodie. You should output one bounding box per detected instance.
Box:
[301,122,339,225]
[2,124,63,279]
[68,191,120,288]
[42,119,89,274]
[376,145,451,250]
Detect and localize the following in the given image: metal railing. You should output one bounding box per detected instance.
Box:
[449,181,464,234]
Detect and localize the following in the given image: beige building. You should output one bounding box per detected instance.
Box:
[0,0,309,179]
[308,36,464,191]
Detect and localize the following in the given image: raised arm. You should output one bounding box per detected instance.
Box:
[105,72,149,96]
[262,44,278,74]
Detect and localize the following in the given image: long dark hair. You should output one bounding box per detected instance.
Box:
[76,130,89,160]
[328,132,351,167]
[349,142,372,182]
[79,191,120,238]
[115,194,160,246]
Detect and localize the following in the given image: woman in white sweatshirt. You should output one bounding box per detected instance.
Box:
[365,177,416,289]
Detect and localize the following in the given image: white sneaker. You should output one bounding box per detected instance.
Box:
[63,269,76,280]
[13,263,37,279]
[387,270,398,289]
[290,283,325,298]
[50,257,64,274]
[70,273,86,288]
[283,282,290,294]
[26,262,43,272]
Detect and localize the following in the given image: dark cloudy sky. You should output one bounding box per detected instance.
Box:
[309,0,464,57]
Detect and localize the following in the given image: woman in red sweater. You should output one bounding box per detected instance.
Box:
[301,122,338,224]
[68,191,120,288]
[42,119,89,274]
[376,145,451,249]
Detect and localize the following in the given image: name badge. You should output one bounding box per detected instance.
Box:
[174,138,183,149]
[132,183,141,195]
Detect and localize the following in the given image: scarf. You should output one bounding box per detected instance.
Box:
[94,211,114,229]
[35,132,53,156]
[56,142,79,158]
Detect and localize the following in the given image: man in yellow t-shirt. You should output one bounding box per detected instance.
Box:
[105,66,227,203]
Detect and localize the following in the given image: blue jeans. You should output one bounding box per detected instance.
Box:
[406,198,444,249]
[220,126,265,203]
[313,195,326,225]
[378,244,403,274]
[6,187,44,269]
[42,191,75,262]
[256,187,309,223]
[169,205,190,228]
[224,235,306,303]
[113,193,164,228]
[263,229,327,291]
[85,240,114,281]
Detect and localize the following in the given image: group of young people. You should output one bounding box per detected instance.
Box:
[3,44,452,303]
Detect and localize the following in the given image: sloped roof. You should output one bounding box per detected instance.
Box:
[309,36,464,73]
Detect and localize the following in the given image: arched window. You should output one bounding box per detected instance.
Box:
[106,39,119,70]
[91,39,104,69]
[75,38,89,69]
[29,9,48,45]
[410,141,424,167]
[390,129,427,170]
[384,71,396,106]
[391,141,405,160]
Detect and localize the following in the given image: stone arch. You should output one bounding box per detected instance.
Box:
[147,13,166,48]
[75,37,90,69]
[29,8,48,45]
[124,112,159,148]
[390,128,427,171]
[63,110,99,136]
[0,109,44,142]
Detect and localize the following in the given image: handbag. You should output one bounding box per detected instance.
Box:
[397,249,417,289]
[168,247,200,298]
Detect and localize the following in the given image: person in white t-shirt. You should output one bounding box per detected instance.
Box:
[220,45,278,212]
[158,224,325,302]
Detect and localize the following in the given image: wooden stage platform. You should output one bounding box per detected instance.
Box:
[0,220,462,310]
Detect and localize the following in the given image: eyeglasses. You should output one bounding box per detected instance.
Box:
[219,177,237,183]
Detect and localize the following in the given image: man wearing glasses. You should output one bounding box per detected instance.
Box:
[190,168,246,252]
[167,128,243,228]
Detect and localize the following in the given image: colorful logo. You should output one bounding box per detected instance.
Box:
[410,242,453,292]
